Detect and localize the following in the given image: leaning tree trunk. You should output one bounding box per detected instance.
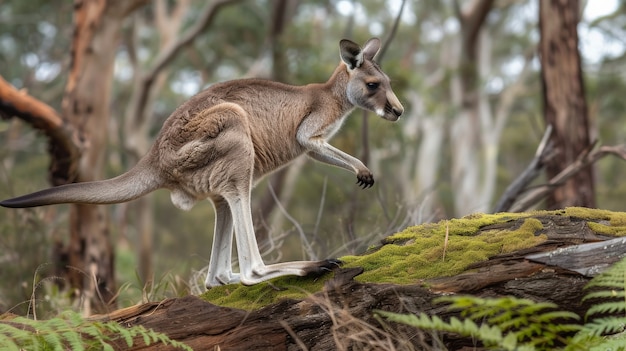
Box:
[58,0,149,314]
[539,0,595,209]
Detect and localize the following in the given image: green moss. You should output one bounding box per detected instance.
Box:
[539,207,626,225]
[201,274,326,310]
[200,207,626,310]
[343,216,546,284]
[587,222,626,236]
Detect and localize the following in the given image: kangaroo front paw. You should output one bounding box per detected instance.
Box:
[356,171,374,189]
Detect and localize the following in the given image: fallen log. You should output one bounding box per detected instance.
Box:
[84,208,626,349]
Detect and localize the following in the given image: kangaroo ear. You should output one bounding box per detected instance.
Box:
[361,38,381,61]
[339,39,364,70]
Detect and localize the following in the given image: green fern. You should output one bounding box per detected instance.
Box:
[573,257,626,350]
[0,310,192,351]
[378,257,626,351]
[377,296,581,350]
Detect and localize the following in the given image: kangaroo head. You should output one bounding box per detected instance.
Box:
[339,38,404,121]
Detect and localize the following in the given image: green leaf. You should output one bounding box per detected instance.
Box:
[584,317,626,336]
[587,301,626,317]
[61,330,84,351]
[501,332,518,351]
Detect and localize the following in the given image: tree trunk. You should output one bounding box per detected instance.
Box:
[57,0,149,314]
[449,0,494,216]
[539,0,595,209]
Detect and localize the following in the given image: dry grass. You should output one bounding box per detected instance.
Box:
[286,291,429,351]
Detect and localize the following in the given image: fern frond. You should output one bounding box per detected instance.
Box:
[583,289,625,302]
[584,258,626,291]
[588,335,626,351]
[378,294,583,351]
[533,311,581,324]
[587,301,626,317]
[118,326,134,346]
[582,316,626,336]
[61,330,85,351]
[378,309,526,350]
[0,311,192,351]
[42,332,64,350]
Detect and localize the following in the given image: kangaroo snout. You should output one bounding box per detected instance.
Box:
[383,100,403,121]
[392,105,403,118]
[383,91,404,121]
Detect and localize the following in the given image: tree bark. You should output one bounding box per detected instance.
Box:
[64,0,144,315]
[539,0,595,209]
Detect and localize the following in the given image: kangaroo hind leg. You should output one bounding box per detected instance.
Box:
[226,191,342,286]
[205,196,239,287]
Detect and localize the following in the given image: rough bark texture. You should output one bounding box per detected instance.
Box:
[0,0,149,314]
[89,211,625,350]
[56,0,150,315]
[539,0,595,209]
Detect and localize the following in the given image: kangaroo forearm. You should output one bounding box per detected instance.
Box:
[306,149,365,175]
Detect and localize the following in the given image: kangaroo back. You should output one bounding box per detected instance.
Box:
[0,158,162,208]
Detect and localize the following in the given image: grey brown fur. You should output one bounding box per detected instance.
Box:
[1,38,403,287]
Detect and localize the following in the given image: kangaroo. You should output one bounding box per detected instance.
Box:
[1,38,403,287]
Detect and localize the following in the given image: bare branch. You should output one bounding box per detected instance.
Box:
[378,0,406,63]
[493,125,553,213]
[0,75,81,185]
[133,0,243,126]
[511,143,626,212]
[268,183,318,261]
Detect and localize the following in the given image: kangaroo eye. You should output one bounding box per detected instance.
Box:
[366,82,379,90]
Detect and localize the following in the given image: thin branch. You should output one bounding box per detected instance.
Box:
[378,0,406,63]
[133,0,243,125]
[493,125,553,213]
[268,182,318,261]
[311,177,328,243]
[511,143,626,212]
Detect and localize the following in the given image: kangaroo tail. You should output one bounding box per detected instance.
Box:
[0,159,163,208]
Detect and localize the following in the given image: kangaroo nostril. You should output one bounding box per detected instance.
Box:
[393,107,403,117]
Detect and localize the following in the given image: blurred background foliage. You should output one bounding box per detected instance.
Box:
[1,0,625,316]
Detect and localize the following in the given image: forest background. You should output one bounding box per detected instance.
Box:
[1,0,625,317]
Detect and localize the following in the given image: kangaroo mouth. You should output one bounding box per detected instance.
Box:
[382,103,402,121]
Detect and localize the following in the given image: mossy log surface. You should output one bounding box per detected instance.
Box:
[91,208,626,350]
